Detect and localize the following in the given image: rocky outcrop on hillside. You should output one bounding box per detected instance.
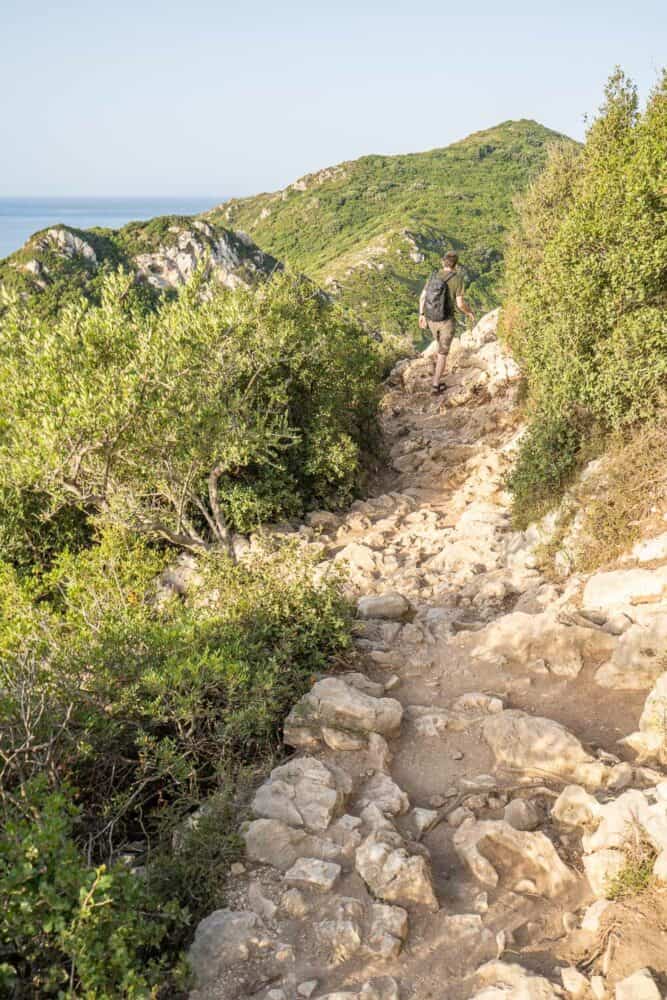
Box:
[2,219,280,303]
[184,311,667,1000]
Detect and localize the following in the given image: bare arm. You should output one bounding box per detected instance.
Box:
[418,286,427,328]
[456,293,476,324]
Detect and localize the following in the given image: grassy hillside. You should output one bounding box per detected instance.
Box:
[208,119,577,335]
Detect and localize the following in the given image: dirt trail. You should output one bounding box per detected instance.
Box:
[189,312,667,1000]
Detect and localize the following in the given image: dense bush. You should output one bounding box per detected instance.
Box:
[0,269,382,556]
[0,529,351,992]
[503,70,667,524]
[0,780,185,997]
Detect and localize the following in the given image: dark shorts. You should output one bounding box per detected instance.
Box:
[427,318,455,356]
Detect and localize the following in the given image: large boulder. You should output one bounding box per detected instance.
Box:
[452,818,575,897]
[251,756,351,832]
[284,676,403,751]
[483,710,608,789]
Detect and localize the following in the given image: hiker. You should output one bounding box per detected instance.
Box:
[419,251,475,395]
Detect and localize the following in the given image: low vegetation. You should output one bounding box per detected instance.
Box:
[0,269,387,568]
[503,70,667,527]
[0,270,380,994]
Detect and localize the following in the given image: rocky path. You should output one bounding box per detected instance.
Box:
[188,313,667,1000]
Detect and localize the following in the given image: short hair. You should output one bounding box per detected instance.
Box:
[443,251,459,267]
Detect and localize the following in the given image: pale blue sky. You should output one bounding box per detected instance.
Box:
[1,0,664,197]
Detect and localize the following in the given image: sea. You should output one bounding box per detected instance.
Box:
[0,196,221,260]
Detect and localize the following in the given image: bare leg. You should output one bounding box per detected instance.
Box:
[433,352,447,388]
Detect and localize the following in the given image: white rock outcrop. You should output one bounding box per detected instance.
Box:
[453,818,575,897]
[483,710,608,789]
[284,676,403,751]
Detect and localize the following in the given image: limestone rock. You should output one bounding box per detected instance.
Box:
[468,610,615,679]
[581,899,612,932]
[615,968,661,1000]
[355,828,438,910]
[583,568,667,609]
[251,756,350,832]
[280,888,310,919]
[357,592,412,620]
[284,676,403,751]
[623,671,667,761]
[631,533,667,564]
[453,818,575,897]
[583,848,626,898]
[367,902,408,958]
[407,692,503,737]
[560,967,589,997]
[472,960,561,998]
[595,612,667,690]
[188,909,274,987]
[483,710,608,789]
[357,772,410,816]
[243,818,344,871]
[284,858,341,892]
[503,798,541,831]
[552,786,602,828]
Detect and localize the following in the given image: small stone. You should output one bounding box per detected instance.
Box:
[514,879,537,894]
[297,982,318,999]
[248,881,277,921]
[357,592,412,621]
[607,762,634,791]
[385,674,400,691]
[473,891,488,913]
[452,750,464,760]
[280,888,310,919]
[429,794,447,808]
[561,967,589,997]
[581,899,611,933]
[583,849,626,898]
[230,862,246,876]
[266,991,286,1000]
[411,807,439,839]
[284,858,341,893]
[590,976,606,999]
[504,798,540,831]
[448,806,475,827]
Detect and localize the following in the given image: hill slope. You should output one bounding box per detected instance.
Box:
[0,216,281,318]
[208,119,577,334]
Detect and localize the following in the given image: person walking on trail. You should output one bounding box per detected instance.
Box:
[419,251,476,395]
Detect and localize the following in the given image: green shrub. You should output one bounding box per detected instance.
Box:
[0,269,382,557]
[503,70,667,523]
[0,779,185,998]
[0,529,351,860]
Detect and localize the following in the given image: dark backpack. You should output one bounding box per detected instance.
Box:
[423,270,456,322]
